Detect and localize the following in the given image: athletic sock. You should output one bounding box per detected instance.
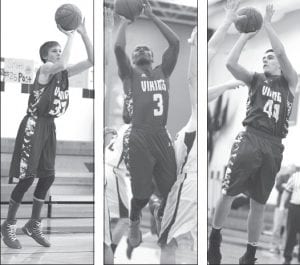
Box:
[7,198,20,221]
[31,197,45,220]
[210,227,221,239]
[245,243,257,258]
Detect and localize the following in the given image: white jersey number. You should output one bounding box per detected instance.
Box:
[153,93,163,116]
[263,99,280,122]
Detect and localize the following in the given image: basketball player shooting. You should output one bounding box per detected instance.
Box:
[1,17,93,249]
[114,0,180,259]
[208,4,298,265]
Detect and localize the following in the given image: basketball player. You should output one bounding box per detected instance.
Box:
[105,124,132,255]
[208,4,298,264]
[1,20,93,249]
[114,0,179,256]
[156,26,197,265]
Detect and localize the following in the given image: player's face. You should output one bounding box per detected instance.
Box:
[132,46,153,65]
[262,51,281,75]
[46,45,62,63]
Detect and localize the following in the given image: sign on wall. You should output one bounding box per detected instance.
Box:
[1,58,34,84]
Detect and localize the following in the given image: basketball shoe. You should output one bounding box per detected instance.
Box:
[22,219,50,247]
[1,220,22,249]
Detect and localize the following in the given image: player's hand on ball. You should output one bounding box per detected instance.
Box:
[57,24,75,36]
[225,0,246,23]
[264,4,275,25]
[77,18,87,35]
[242,30,258,40]
[142,0,154,18]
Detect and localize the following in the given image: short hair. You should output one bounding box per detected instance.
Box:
[265,49,274,54]
[39,41,60,63]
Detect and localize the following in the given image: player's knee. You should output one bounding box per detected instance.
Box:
[11,177,35,203]
[34,175,55,200]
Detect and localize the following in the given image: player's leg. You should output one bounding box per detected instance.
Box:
[176,232,197,264]
[152,129,177,230]
[123,127,155,253]
[104,243,114,264]
[208,194,235,264]
[208,131,262,264]
[22,175,55,247]
[22,122,56,247]
[270,207,283,253]
[160,238,177,264]
[110,218,128,253]
[283,205,298,264]
[238,199,265,264]
[1,177,35,249]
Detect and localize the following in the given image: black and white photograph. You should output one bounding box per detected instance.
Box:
[208,0,300,264]
[0,0,94,264]
[103,0,198,264]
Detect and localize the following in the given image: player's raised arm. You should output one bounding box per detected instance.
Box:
[226,32,256,86]
[208,0,245,64]
[67,19,94,77]
[114,18,132,80]
[40,26,75,77]
[264,4,298,94]
[143,0,179,77]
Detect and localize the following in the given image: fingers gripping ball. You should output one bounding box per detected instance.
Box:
[114,0,144,21]
[234,7,263,33]
[55,4,82,31]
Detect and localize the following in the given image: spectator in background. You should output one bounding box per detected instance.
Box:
[279,168,300,264]
[270,165,297,254]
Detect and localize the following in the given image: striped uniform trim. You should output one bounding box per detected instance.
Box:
[158,173,187,246]
[285,171,300,205]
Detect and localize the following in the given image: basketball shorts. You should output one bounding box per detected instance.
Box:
[104,194,112,246]
[105,163,131,218]
[222,126,284,204]
[9,115,56,180]
[123,125,177,200]
[158,172,197,249]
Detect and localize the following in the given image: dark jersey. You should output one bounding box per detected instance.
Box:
[27,69,69,118]
[123,66,170,127]
[243,73,294,138]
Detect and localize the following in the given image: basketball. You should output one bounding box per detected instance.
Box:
[55,4,82,31]
[114,0,144,21]
[234,7,263,33]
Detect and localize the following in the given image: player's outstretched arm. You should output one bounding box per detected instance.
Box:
[208,80,245,102]
[40,26,75,77]
[67,19,94,77]
[208,0,245,64]
[143,0,179,77]
[264,4,298,94]
[114,18,132,80]
[226,32,256,86]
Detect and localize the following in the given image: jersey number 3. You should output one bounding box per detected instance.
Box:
[153,93,163,116]
[263,99,280,122]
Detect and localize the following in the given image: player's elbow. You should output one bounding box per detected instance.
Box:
[226,61,234,72]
